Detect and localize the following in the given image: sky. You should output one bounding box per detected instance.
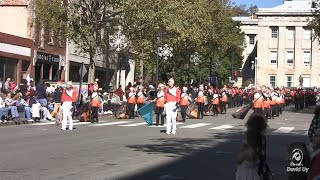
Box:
[233,0,284,8]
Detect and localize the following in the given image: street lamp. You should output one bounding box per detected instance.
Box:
[187,52,201,85]
[109,26,127,88]
[155,30,162,87]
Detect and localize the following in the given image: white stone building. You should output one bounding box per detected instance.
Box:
[235,0,320,88]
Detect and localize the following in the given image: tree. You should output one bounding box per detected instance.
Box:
[33,0,122,82]
[310,0,320,41]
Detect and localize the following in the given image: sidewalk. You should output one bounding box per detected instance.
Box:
[0,113,114,127]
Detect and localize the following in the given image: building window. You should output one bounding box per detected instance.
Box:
[286,50,294,64]
[248,35,255,45]
[303,51,311,64]
[270,75,276,87]
[286,75,293,88]
[287,27,295,40]
[304,28,311,40]
[270,51,277,64]
[271,27,278,38]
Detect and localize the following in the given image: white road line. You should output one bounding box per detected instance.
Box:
[180,123,211,129]
[89,121,132,127]
[72,122,91,126]
[119,122,148,127]
[304,131,308,135]
[32,122,56,125]
[210,125,235,130]
[148,122,184,127]
[273,127,295,133]
[32,120,81,126]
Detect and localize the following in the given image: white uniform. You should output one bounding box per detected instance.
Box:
[166,87,179,135]
[61,89,74,131]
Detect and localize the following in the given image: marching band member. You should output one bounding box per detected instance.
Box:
[127,87,136,119]
[61,81,77,131]
[136,86,145,115]
[155,83,165,126]
[164,78,181,135]
[196,85,205,119]
[263,88,272,119]
[90,85,101,123]
[220,86,228,114]
[253,86,264,114]
[180,86,190,123]
[275,89,282,116]
[211,89,220,116]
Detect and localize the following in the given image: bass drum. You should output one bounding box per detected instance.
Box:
[187,102,198,119]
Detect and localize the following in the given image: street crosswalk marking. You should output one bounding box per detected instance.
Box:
[180,123,211,129]
[73,122,91,126]
[28,120,308,135]
[210,125,234,130]
[89,121,131,127]
[148,122,184,127]
[273,127,295,133]
[119,122,148,127]
[32,122,56,126]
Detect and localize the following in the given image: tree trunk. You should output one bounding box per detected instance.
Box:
[88,53,95,83]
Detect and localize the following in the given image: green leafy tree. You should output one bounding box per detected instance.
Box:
[33,0,121,82]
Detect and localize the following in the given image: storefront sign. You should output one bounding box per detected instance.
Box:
[37,52,60,63]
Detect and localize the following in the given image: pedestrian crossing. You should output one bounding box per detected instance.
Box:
[30,119,309,135]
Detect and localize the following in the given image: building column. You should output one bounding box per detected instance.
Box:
[16,59,22,84]
[27,60,34,79]
[126,59,135,86]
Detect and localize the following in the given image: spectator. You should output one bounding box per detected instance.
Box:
[51,81,63,124]
[90,85,102,123]
[308,106,320,142]
[4,78,11,92]
[10,78,16,91]
[16,93,33,123]
[116,85,124,101]
[36,79,48,107]
[4,92,19,122]
[308,129,320,180]
[236,114,271,180]
[17,79,28,97]
[28,81,36,97]
[0,78,3,92]
[0,93,9,122]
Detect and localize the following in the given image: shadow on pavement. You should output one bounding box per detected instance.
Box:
[283,105,315,114]
[119,129,308,180]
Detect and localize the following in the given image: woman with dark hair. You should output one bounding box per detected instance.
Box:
[308,105,320,142]
[236,114,271,180]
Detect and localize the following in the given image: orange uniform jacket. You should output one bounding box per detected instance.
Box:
[127,92,136,104]
[212,95,219,105]
[263,99,271,109]
[136,92,145,104]
[61,89,77,102]
[164,87,181,103]
[180,93,189,106]
[156,91,165,107]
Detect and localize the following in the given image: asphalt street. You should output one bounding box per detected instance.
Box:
[0,105,314,180]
